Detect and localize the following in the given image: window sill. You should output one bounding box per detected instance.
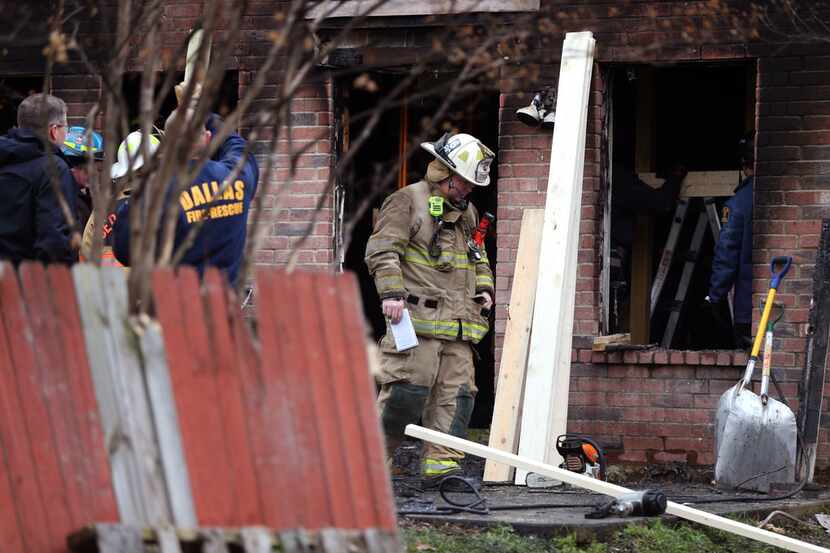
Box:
[575,347,748,367]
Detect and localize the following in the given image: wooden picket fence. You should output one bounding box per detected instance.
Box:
[0,262,398,553]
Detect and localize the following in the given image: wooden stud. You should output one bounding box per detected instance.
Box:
[484,208,544,482]
[517,31,596,484]
[639,171,741,198]
[408,424,828,553]
[798,219,830,481]
[629,214,652,345]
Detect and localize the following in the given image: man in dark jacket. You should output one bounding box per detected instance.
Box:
[707,133,755,348]
[112,111,259,285]
[0,93,77,263]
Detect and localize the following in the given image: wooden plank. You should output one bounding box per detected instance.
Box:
[630,214,652,345]
[635,66,655,174]
[484,208,544,482]
[298,272,355,528]
[591,333,631,351]
[168,268,234,525]
[96,524,144,553]
[201,529,230,553]
[73,264,171,525]
[19,263,89,531]
[0,263,42,552]
[318,273,373,528]
[269,272,331,529]
[407,424,827,553]
[201,269,262,524]
[2,263,74,547]
[48,265,119,523]
[517,31,595,484]
[640,171,740,198]
[308,0,540,18]
[154,525,183,553]
[139,321,198,527]
[335,272,398,530]
[240,527,274,553]
[252,268,302,530]
[798,219,830,481]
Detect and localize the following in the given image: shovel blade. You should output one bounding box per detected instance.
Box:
[714,387,797,492]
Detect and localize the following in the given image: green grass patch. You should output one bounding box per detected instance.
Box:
[401,517,822,552]
[401,523,604,553]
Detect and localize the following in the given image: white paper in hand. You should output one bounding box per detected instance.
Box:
[391,308,419,352]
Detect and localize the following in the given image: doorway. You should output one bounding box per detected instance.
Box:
[338,71,500,428]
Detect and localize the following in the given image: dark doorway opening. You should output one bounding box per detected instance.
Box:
[338,71,499,428]
[0,77,43,135]
[607,62,755,349]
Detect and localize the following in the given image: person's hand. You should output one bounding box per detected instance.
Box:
[474,291,493,311]
[174,81,202,107]
[382,297,405,324]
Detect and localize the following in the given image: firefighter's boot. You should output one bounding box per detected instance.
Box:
[421,457,462,488]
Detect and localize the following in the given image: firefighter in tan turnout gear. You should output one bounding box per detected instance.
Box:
[365,132,495,486]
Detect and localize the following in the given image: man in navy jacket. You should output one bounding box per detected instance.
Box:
[113,112,259,285]
[0,93,77,264]
[707,134,754,348]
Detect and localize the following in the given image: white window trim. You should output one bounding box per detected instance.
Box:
[308,0,540,19]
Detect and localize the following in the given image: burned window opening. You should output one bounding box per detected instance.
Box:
[604,62,756,351]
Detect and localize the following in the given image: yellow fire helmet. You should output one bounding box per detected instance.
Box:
[111,131,161,179]
[421,132,495,187]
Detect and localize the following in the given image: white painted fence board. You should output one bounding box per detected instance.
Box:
[484,209,544,482]
[73,264,172,525]
[407,424,827,553]
[140,321,197,527]
[517,31,596,484]
[241,527,274,553]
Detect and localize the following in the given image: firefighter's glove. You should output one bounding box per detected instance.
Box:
[473,291,493,311]
[382,297,405,324]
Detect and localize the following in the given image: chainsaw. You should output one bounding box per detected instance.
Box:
[526,434,607,488]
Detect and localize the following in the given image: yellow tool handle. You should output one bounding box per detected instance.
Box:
[750,288,777,358]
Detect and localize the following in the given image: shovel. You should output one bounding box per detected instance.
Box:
[714,256,797,493]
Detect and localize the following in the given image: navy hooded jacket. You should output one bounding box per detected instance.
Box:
[708,176,753,324]
[0,128,77,264]
[113,124,259,285]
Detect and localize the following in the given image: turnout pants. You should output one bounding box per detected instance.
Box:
[376,335,476,462]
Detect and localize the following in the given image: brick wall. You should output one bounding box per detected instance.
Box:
[492,0,830,466]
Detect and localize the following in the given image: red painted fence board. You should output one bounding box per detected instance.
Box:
[0,263,118,553]
[153,267,397,532]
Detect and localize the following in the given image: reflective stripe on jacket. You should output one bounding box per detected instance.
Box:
[365,180,494,344]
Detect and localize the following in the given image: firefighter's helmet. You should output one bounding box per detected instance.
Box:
[421,132,495,187]
[111,131,161,179]
[61,126,104,166]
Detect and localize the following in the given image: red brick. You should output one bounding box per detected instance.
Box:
[685,351,700,365]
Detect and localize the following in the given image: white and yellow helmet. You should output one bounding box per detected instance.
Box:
[421,132,495,187]
[111,131,161,179]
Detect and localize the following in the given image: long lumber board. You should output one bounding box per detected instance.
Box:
[484,209,544,482]
[517,31,595,484]
[406,425,826,553]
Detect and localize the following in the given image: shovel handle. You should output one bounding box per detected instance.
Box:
[769,256,792,289]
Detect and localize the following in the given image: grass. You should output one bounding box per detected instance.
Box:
[401,517,822,553]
